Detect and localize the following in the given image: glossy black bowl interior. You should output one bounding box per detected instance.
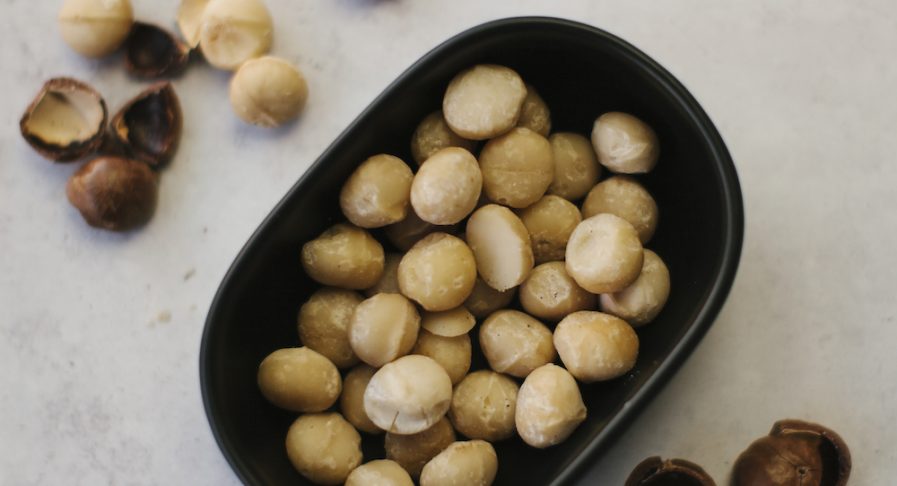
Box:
[201,17,743,486]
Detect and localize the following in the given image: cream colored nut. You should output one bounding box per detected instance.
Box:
[340,154,414,228]
[517,84,551,136]
[479,310,556,378]
[298,287,362,368]
[301,223,385,289]
[364,355,453,435]
[479,127,554,208]
[421,306,475,337]
[515,363,586,448]
[384,210,450,251]
[198,0,273,70]
[397,233,477,311]
[257,347,341,412]
[411,111,476,165]
[565,214,644,294]
[412,330,471,385]
[581,176,658,243]
[420,440,498,486]
[410,147,482,225]
[346,460,414,486]
[340,364,383,434]
[464,277,516,318]
[554,311,639,382]
[466,204,534,291]
[600,249,670,327]
[286,413,362,485]
[365,253,402,297]
[386,417,456,479]
[450,370,519,442]
[518,195,582,264]
[443,64,526,140]
[548,132,602,200]
[591,112,659,174]
[229,56,308,127]
[176,0,209,48]
[520,262,597,322]
[58,0,134,58]
[348,293,420,367]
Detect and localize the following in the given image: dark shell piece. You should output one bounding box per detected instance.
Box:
[625,456,716,486]
[110,82,183,167]
[125,22,190,78]
[19,78,107,162]
[66,156,159,231]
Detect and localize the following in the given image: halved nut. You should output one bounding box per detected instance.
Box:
[20,78,107,162]
[125,22,191,78]
[109,82,183,167]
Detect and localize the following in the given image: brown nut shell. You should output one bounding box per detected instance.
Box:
[109,82,182,166]
[20,78,107,162]
[124,22,190,78]
[66,156,158,231]
[625,456,716,486]
[386,417,456,479]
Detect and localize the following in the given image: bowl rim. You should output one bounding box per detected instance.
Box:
[200,16,744,486]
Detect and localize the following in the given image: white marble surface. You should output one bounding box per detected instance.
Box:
[2,0,896,484]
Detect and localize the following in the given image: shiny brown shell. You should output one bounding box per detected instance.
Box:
[625,456,716,486]
[124,22,190,78]
[109,82,182,166]
[66,156,159,231]
[19,78,107,162]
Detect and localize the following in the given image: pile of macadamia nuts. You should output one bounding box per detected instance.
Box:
[257,63,672,485]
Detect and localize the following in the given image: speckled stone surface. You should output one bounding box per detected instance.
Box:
[1,1,896,484]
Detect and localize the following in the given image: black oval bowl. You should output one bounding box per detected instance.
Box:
[201,17,743,486]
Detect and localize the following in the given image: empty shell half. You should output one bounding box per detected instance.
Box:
[109,82,183,166]
[124,22,190,78]
[20,78,107,162]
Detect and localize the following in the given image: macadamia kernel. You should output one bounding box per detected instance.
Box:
[518,195,582,264]
[364,355,453,435]
[410,147,482,225]
[348,293,419,367]
[600,249,671,327]
[285,413,362,485]
[479,127,554,208]
[386,417,456,479]
[229,56,308,127]
[515,364,587,448]
[298,287,362,368]
[548,132,602,201]
[398,233,477,311]
[520,261,597,322]
[301,223,385,290]
[554,311,639,382]
[411,111,475,165]
[565,214,644,294]
[443,64,527,140]
[340,154,414,228]
[591,112,659,174]
[466,204,534,292]
[257,347,341,412]
[420,440,498,486]
[450,370,519,442]
[340,364,383,434]
[412,329,472,385]
[479,310,556,378]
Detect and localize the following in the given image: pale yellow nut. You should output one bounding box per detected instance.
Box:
[345,460,414,486]
[520,261,597,322]
[365,253,402,297]
[199,0,273,70]
[581,175,658,244]
[410,147,482,225]
[600,249,670,327]
[364,355,453,435]
[420,306,476,337]
[397,233,477,311]
[286,413,362,485]
[229,56,308,127]
[517,84,551,136]
[479,310,555,378]
[554,310,639,382]
[548,132,602,201]
[300,223,385,290]
[297,287,362,368]
[464,277,516,318]
[518,195,582,264]
[257,347,341,412]
[450,370,519,442]
[340,364,383,434]
[412,329,472,385]
[419,440,498,486]
[348,293,419,367]
[340,154,414,228]
[384,210,449,251]
[443,64,527,140]
[411,110,475,165]
[565,213,644,294]
[466,204,534,291]
[58,0,134,58]
[177,0,210,48]
[591,111,659,174]
[386,417,456,479]
[479,127,554,208]
[515,364,586,448]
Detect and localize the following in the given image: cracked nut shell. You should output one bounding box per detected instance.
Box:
[20,78,107,162]
[109,82,182,166]
[66,156,158,231]
[124,22,190,78]
[625,456,716,486]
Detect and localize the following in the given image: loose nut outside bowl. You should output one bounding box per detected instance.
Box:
[200,17,743,486]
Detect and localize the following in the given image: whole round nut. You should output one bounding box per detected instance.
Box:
[301,223,385,289]
[479,127,554,208]
[412,330,472,385]
[298,287,363,368]
[397,233,477,311]
[66,156,158,231]
[466,204,534,292]
[20,77,107,162]
[582,176,658,243]
[410,110,475,165]
[58,0,134,58]
[548,132,602,201]
[518,195,582,264]
[479,310,556,378]
[365,253,402,297]
[257,347,341,412]
[348,293,420,367]
[600,250,670,327]
[625,457,716,486]
[198,0,273,70]
[443,64,527,140]
[346,460,414,486]
[554,311,639,383]
[340,364,383,434]
[464,277,516,319]
[515,363,587,448]
[410,147,482,225]
[450,370,519,442]
[565,213,644,294]
[386,417,456,479]
[421,306,476,337]
[591,112,659,174]
[516,84,551,136]
[520,261,597,322]
[420,440,498,486]
[285,413,362,485]
[340,154,414,228]
[229,56,308,127]
[364,355,453,435]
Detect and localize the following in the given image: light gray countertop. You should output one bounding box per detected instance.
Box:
[2,0,895,484]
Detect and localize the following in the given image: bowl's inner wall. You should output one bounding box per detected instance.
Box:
[203,22,728,486]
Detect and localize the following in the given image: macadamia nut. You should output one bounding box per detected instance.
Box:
[479,127,554,208]
[364,355,453,435]
[286,413,362,485]
[257,347,341,412]
[348,293,420,367]
[198,0,273,70]
[466,204,534,291]
[450,370,519,442]
[520,262,597,322]
[229,56,308,127]
[301,223,385,289]
[398,233,477,311]
[554,311,639,382]
[517,84,551,136]
[600,249,670,327]
[420,440,498,486]
[412,330,472,385]
[298,288,362,368]
[411,111,475,165]
[518,195,582,264]
[464,277,516,318]
[565,214,644,294]
[591,112,659,174]
[410,147,482,225]
[515,364,586,448]
[340,364,383,434]
[443,64,527,140]
[365,253,402,297]
[581,176,659,243]
[548,132,602,201]
[421,306,476,337]
[384,210,449,251]
[479,310,556,378]
[58,0,134,58]
[386,417,456,479]
[346,460,414,486]
[340,154,414,228]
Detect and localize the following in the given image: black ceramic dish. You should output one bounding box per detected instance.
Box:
[201,17,743,486]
